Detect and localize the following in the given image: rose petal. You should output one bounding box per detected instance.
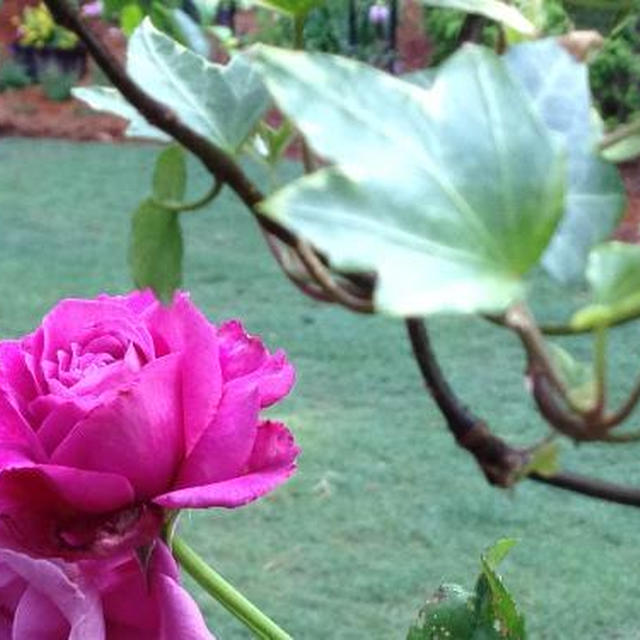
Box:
[0,465,134,515]
[52,355,183,500]
[175,382,259,488]
[143,294,222,453]
[155,421,299,509]
[218,321,295,407]
[37,401,94,457]
[12,586,71,637]
[0,548,105,639]
[151,543,215,640]
[32,299,155,385]
[0,392,46,465]
[156,575,215,640]
[102,290,157,315]
[0,341,38,415]
[94,543,214,639]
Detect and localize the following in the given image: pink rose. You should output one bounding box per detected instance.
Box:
[0,542,214,639]
[0,291,298,557]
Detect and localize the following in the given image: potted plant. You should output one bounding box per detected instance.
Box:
[11,2,87,82]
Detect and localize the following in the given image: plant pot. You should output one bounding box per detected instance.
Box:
[10,43,87,82]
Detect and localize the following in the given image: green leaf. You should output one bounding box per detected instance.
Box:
[417,0,536,35]
[153,144,187,202]
[519,441,559,478]
[254,120,294,165]
[504,39,626,283]
[601,133,640,163]
[254,45,564,316]
[120,2,144,36]
[482,538,517,571]
[475,540,525,639]
[129,199,183,303]
[170,8,211,57]
[406,584,476,640]
[71,87,170,142]
[76,19,269,152]
[548,343,598,412]
[572,242,640,330]
[253,0,325,17]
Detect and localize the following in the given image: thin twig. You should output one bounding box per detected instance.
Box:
[602,374,640,428]
[263,235,334,304]
[504,303,566,395]
[152,178,223,212]
[296,240,374,314]
[529,471,640,507]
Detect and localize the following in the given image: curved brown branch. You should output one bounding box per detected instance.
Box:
[406,318,640,507]
[406,318,527,486]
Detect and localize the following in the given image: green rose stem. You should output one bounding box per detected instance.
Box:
[171,535,293,640]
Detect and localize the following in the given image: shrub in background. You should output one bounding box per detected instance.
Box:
[589,14,640,125]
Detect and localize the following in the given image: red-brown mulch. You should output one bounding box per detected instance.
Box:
[615,163,640,242]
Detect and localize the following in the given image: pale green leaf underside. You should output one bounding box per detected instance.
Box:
[76,19,269,152]
[71,86,170,142]
[572,242,640,329]
[255,45,564,316]
[505,39,626,284]
[417,0,536,34]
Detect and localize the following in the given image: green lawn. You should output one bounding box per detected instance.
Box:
[2,139,640,639]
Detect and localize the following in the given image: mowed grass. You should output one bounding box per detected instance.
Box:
[2,138,640,639]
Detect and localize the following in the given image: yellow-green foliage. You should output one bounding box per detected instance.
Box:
[14,3,79,49]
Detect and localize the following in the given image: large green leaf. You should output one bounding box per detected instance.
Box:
[504,39,626,283]
[572,242,640,329]
[254,45,564,316]
[74,19,269,152]
[417,0,536,34]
